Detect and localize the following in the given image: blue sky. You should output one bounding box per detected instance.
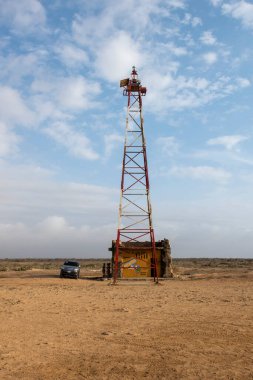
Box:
[0,0,253,258]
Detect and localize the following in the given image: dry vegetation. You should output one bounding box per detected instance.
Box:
[0,258,252,379]
[0,258,106,272]
[0,257,252,270]
[0,258,252,278]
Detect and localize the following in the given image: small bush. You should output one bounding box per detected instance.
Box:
[14,266,29,271]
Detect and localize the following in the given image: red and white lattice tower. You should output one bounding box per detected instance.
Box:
[113,66,158,283]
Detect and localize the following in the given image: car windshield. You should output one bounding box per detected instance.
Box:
[64,261,79,266]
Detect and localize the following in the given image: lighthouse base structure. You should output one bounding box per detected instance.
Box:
[109,239,173,279]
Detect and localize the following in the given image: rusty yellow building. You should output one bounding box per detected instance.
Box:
[110,239,173,279]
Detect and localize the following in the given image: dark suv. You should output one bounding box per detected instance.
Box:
[60,261,80,279]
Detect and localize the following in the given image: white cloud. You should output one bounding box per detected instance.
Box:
[166,42,188,56]
[31,76,101,112]
[104,133,124,159]
[182,13,202,27]
[222,1,253,29]
[167,0,186,8]
[207,135,249,150]
[0,86,35,127]
[0,162,119,257]
[210,0,223,6]
[169,165,231,182]
[44,122,99,160]
[236,77,251,87]
[156,136,179,156]
[72,0,189,84]
[203,52,218,65]
[72,0,186,48]
[0,52,43,86]
[0,122,21,157]
[200,31,217,45]
[38,216,68,233]
[0,162,117,226]
[191,16,203,27]
[155,197,253,258]
[57,77,101,110]
[72,1,159,47]
[95,32,143,82]
[55,44,89,68]
[31,98,69,124]
[145,71,246,112]
[0,161,252,258]
[0,218,114,258]
[191,148,253,168]
[0,0,46,33]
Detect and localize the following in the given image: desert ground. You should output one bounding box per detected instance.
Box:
[0,259,252,380]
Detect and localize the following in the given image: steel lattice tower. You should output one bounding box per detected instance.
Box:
[113,66,158,283]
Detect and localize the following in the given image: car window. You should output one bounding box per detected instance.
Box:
[64,261,79,266]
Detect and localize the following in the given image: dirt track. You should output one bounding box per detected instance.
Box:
[0,270,252,380]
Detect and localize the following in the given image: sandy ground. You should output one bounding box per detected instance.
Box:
[0,269,252,380]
